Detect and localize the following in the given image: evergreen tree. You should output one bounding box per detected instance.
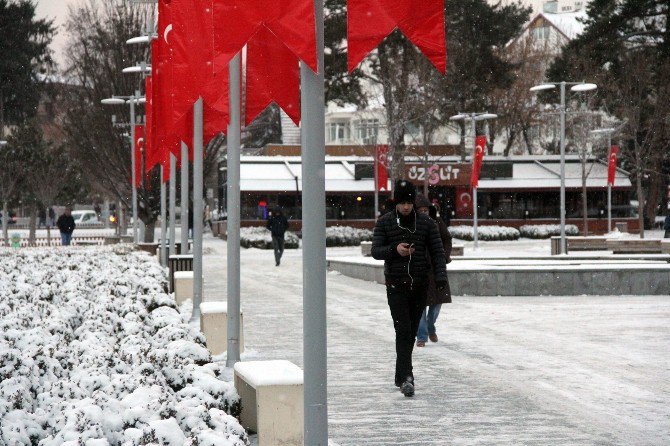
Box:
[0,0,55,135]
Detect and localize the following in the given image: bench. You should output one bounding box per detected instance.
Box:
[169,254,194,293]
[234,360,303,446]
[73,240,100,246]
[551,236,608,255]
[606,239,664,254]
[200,301,244,355]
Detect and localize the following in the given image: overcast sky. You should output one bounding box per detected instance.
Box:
[35,0,83,66]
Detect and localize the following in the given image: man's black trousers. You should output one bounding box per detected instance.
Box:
[386,282,427,384]
[272,235,285,265]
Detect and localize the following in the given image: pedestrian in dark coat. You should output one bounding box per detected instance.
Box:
[414,194,452,348]
[371,180,447,397]
[664,215,670,238]
[267,209,289,266]
[56,208,76,246]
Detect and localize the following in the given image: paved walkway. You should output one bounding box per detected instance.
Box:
[201,235,670,445]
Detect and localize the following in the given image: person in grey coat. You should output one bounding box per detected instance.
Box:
[414,194,452,347]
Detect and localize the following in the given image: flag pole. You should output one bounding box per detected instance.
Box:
[226,53,242,366]
[160,164,168,266]
[301,0,328,443]
[192,98,204,321]
[169,152,177,256]
[180,142,189,254]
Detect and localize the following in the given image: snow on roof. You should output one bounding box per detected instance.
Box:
[479,161,631,190]
[238,156,630,192]
[540,11,588,40]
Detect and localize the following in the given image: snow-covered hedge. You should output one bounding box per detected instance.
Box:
[448,225,520,241]
[325,226,373,247]
[519,224,580,239]
[0,247,248,446]
[239,227,299,249]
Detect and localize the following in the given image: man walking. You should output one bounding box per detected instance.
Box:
[371,180,447,397]
[267,209,289,266]
[56,207,76,246]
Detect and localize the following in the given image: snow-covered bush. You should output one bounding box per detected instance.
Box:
[0,247,248,446]
[448,225,520,241]
[519,224,580,239]
[325,226,373,247]
[239,227,299,249]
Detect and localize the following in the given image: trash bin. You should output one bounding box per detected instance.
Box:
[10,233,21,248]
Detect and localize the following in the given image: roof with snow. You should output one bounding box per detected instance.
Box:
[541,11,588,40]
[237,156,631,192]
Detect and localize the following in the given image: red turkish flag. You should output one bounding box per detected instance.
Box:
[144,75,157,174]
[607,145,619,186]
[348,0,447,74]
[246,27,301,125]
[213,0,317,73]
[376,145,389,191]
[134,125,145,188]
[471,136,486,188]
[171,0,220,125]
[151,5,182,171]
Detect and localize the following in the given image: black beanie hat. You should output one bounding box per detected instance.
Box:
[394,180,416,204]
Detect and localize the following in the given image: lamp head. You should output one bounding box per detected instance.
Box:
[530,84,556,92]
[571,83,598,92]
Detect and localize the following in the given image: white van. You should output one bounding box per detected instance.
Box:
[71,210,102,226]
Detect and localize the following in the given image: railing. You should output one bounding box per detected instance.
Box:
[15,236,106,247]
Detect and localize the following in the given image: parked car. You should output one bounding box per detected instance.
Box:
[71,210,103,226]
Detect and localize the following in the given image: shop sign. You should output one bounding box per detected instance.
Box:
[405,163,471,186]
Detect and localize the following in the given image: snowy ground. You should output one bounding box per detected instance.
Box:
[200,232,670,445]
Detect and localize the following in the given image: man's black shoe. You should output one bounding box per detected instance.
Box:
[400,377,414,397]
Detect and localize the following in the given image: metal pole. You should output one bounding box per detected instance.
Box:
[226,53,242,366]
[471,116,478,249]
[180,142,189,254]
[301,0,328,443]
[607,133,612,233]
[160,165,167,266]
[192,98,204,322]
[169,153,177,256]
[374,147,379,218]
[130,92,139,243]
[559,82,566,254]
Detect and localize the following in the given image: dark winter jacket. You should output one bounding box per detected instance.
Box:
[371,210,447,287]
[426,217,452,305]
[415,194,452,304]
[56,215,76,234]
[664,215,670,231]
[267,214,289,238]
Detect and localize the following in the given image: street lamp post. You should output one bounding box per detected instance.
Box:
[102,94,144,242]
[449,112,497,249]
[530,82,597,254]
[591,127,616,233]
